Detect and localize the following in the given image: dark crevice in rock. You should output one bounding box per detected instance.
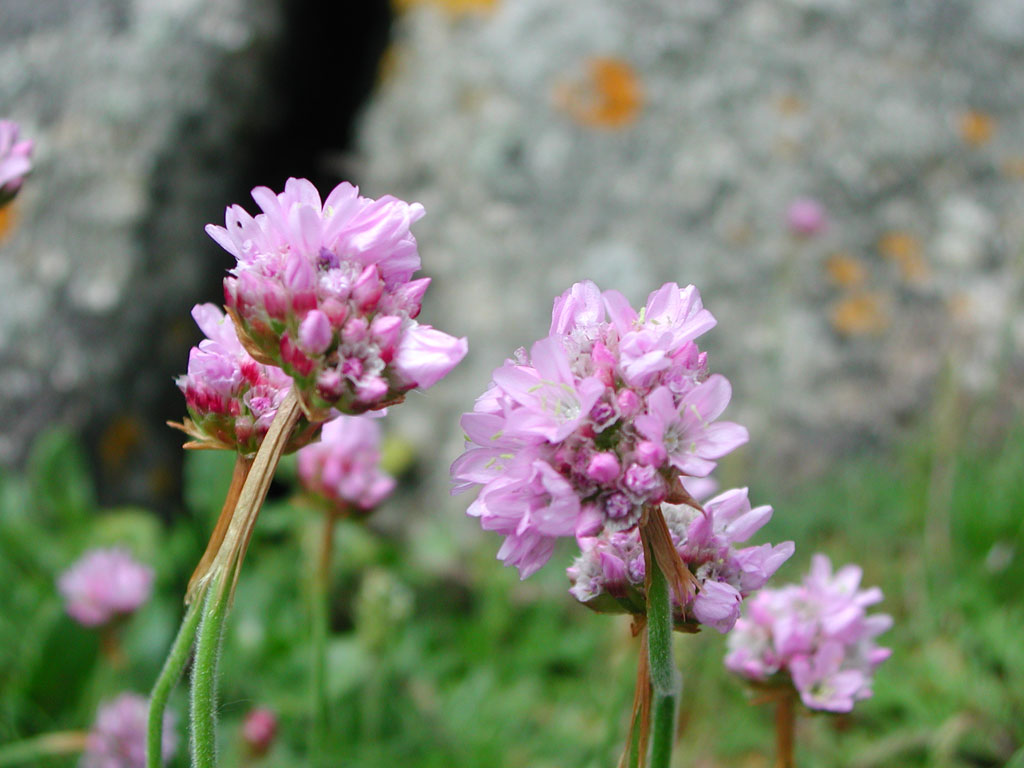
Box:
[87,0,393,513]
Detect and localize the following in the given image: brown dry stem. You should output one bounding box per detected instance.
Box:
[185,454,253,603]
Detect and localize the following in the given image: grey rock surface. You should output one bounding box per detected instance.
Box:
[357,0,1024,508]
[0,0,284,499]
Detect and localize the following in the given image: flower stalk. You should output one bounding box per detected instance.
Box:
[187,455,253,602]
[641,521,680,768]
[775,690,796,768]
[310,509,339,766]
[190,570,229,768]
[191,387,304,605]
[146,598,202,768]
[185,387,305,764]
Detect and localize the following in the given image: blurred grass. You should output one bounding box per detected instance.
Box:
[0,397,1022,767]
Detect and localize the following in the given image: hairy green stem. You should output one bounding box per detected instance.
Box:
[191,571,230,768]
[646,553,678,768]
[147,598,202,768]
[0,732,88,767]
[310,512,337,766]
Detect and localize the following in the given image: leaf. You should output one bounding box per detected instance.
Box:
[26,428,95,525]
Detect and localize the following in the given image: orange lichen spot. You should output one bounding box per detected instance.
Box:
[830,291,889,336]
[147,465,175,497]
[775,94,805,116]
[392,0,498,15]
[376,44,401,85]
[1002,157,1024,179]
[959,110,995,148]
[0,203,18,244]
[947,291,973,323]
[100,414,143,474]
[878,231,929,284]
[555,56,644,130]
[824,252,867,288]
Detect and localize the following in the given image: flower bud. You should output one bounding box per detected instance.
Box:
[586,452,620,483]
[298,310,332,355]
[242,708,278,757]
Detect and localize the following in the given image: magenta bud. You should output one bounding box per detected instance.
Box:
[370,315,403,359]
[262,280,289,320]
[280,333,316,377]
[586,452,620,483]
[355,376,388,403]
[320,297,349,326]
[342,316,369,344]
[242,708,278,757]
[298,310,332,354]
[635,440,666,466]
[395,277,431,318]
[591,341,616,370]
[341,357,364,380]
[598,551,628,593]
[235,415,254,446]
[223,276,241,312]
[316,369,345,402]
[352,265,383,312]
[616,389,640,416]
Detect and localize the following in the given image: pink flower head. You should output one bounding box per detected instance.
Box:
[0,120,33,206]
[82,693,176,768]
[58,548,153,627]
[452,280,748,578]
[786,197,828,237]
[297,414,396,512]
[242,707,278,757]
[175,304,321,456]
[208,179,467,415]
[568,487,793,632]
[724,554,892,712]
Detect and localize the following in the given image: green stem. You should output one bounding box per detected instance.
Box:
[310,512,337,767]
[191,571,230,768]
[147,598,203,768]
[0,732,88,767]
[646,553,679,768]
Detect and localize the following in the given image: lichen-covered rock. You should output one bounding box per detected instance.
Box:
[0,0,285,499]
[357,0,1024,493]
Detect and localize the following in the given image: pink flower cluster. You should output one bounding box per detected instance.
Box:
[568,488,794,632]
[83,693,176,768]
[207,179,467,415]
[176,303,318,455]
[785,197,828,237]
[451,280,749,578]
[0,119,33,206]
[298,414,396,512]
[58,548,153,628]
[724,554,892,712]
